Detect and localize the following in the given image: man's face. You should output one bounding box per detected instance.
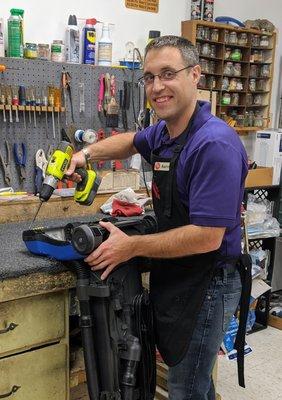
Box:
[143,47,200,123]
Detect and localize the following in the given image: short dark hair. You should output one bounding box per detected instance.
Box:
[144,35,199,66]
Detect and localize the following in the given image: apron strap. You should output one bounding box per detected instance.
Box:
[234,253,252,388]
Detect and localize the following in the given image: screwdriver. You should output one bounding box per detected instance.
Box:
[19,85,27,131]
[12,85,19,122]
[0,84,6,123]
[0,64,20,74]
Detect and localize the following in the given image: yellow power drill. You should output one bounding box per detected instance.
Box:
[30,141,100,227]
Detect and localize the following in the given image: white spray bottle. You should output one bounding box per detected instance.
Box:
[65,15,80,64]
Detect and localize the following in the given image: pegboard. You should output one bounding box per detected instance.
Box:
[0,57,142,192]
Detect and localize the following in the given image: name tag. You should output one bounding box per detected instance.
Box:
[154,162,170,171]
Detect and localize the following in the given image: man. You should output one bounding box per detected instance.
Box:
[66,36,249,400]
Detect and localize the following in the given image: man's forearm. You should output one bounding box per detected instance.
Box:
[131,225,225,259]
[85,132,137,161]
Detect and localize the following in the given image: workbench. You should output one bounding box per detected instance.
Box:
[0,194,115,400]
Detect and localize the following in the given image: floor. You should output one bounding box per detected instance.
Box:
[217,326,282,400]
[71,326,282,400]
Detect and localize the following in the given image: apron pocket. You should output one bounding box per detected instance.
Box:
[222,291,241,332]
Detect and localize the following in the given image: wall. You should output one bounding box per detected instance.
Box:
[0,0,281,130]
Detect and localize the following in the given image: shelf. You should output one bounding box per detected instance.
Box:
[199,55,223,61]
[236,127,259,132]
[251,46,273,51]
[201,71,222,76]
[196,38,224,45]
[219,104,246,107]
[223,75,248,79]
[181,20,276,128]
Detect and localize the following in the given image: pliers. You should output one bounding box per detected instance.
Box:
[0,140,12,186]
[13,142,27,184]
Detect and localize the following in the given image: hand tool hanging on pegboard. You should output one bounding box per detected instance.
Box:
[0,140,12,187]
[106,75,119,128]
[13,142,27,188]
[61,67,74,126]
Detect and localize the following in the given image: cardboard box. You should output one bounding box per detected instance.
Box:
[268,314,282,330]
[245,167,273,188]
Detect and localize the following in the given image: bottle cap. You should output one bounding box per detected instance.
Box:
[86,18,97,25]
[68,15,78,26]
[10,8,24,16]
[148,30,161,39]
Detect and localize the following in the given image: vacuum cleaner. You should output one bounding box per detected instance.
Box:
[23,215,157,400]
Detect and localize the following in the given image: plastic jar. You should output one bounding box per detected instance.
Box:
[199,58,209,73]
[229,78,237,91]
[230,48,242,61]
[235,114,245,127]
[256,79,266,91]
[24,42,37,59]
[222,77,229,91]
[224,47,232,60]
[51,40,65,62]
[203,27,210,40]
[233,63,242,77]
[260,64,270,77]
[224,62,233,76]
[221,92,231,105]
[206,75,216,89]
[253,94,262,105]
[238,33,248,46]
[249,79,256,92]
[250,64,258,78]
[251,34,260,47]
[201,43,211,56]
[210,45,217,58]
[196,26,204,39]
[246,93,253,106]
[231,93,239,105]
[38,44,50,60]
[229,31,238,45]
[209,61,216,73]
[260,35,269,47]
[254,111,264,127]
[210,29,219,42]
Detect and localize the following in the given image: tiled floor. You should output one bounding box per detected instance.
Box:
[217,326,282,400]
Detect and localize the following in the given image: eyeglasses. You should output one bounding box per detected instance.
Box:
[139,65,195,86]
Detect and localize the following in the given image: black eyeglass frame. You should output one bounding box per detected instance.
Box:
[139,65,196,85]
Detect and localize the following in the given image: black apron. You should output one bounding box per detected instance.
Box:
[149,106,252,388]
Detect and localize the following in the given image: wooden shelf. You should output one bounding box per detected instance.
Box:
[0,105,65,112]
[182,19,276,132]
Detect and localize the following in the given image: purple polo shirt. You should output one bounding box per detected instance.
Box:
[133,101,248,257]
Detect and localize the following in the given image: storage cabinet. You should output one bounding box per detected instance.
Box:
[0,290,69,399]
[182,20,276,132]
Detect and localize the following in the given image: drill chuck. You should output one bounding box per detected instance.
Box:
[39,175,59,202]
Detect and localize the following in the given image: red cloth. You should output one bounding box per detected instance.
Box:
[111,199,143,217]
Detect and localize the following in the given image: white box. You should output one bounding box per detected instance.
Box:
[253,129,282,185]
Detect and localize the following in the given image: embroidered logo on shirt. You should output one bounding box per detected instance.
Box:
[154,162,170,171]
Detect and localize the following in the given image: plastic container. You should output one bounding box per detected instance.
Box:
[98,23,112,66]
[0,18,4,57]
[75,129,98,144]
[191,0,203,20]
[24,43,37,59]
[83,18,97,64]
[38,44,50,60]
[51,40,65,62]
[8,8,24,57]
[65,15,80,64]
[203,0,214,21]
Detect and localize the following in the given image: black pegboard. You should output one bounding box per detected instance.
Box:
[0,57,142,192]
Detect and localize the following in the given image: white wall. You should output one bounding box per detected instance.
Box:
[0,0,281,127]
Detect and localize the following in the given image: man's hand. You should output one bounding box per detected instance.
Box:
[65,151,86,182]
[85,221,136,280]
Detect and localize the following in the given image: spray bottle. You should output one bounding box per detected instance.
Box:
[65,15,80,64]
[7,8,24,57]
[98,23,112,66]
[0,18,4,57]
[82,18,97,64]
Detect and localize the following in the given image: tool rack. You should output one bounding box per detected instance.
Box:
[0,57,142,193]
